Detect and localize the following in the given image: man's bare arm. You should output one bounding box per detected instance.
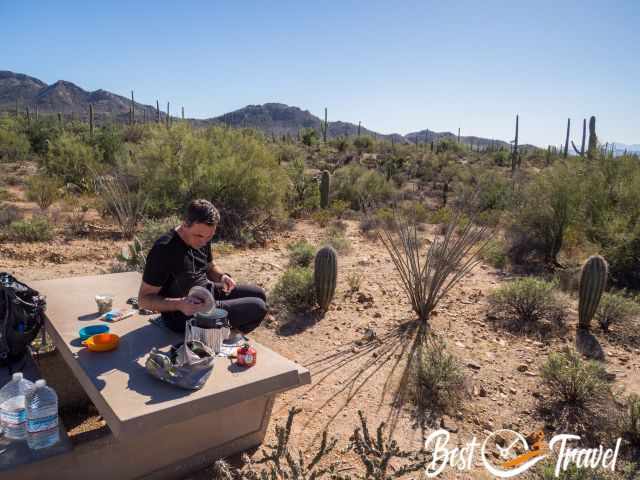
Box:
[138,281,203,317]
[206,262,225,283]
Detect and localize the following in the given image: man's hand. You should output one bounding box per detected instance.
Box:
[178,297,206,316]
[221,274,236,293]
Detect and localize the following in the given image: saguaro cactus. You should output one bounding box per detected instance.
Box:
[572,118,586,157]
[564,118,570,158]
[314,246,337,311]
[511,114,519,175]
[166,102,170,128]
[156,100,160,123]
[320,170,330,209]
[130,90,135,125]
[578,255,608,330]
[320,107,328,143]
[89,104,94,138]
[587,116,598,160]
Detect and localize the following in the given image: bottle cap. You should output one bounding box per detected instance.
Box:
[12,372,23,381]
[35,379,46,388]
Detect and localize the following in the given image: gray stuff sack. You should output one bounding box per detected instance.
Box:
[145,340,214,390]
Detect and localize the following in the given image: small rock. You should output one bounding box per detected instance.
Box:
[517,364,528,372]
[467,361,482,370]
[509,387,517,395]
[479,386,488,397]
[373,311,381,318]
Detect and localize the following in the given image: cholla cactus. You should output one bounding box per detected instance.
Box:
[118,236,146,272]
[347,410,431,479]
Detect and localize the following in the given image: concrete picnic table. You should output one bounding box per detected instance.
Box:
[6,271,309,480]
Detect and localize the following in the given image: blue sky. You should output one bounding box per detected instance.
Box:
[1,1,638,146]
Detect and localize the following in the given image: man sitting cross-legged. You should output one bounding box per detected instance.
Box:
[138,199,267,339]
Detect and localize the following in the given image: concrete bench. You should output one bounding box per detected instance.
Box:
[5,272,309,480]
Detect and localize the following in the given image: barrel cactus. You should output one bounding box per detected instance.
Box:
[320,170,330,209]
[314,246,337,311]
[578,255,608,330]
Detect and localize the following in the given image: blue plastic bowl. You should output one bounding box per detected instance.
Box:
[79,325,110,341]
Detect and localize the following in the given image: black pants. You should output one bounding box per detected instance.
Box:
[212,283,267,334]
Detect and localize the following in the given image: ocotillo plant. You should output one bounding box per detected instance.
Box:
[564,118,570,158]
[314,246,337,312]
[89,104,94,138]
[587,116,598,159]
[578,255,608,330]
[511,114,519,175]
[572,118,586,156]
[320,107,328,143]
[320,170,330,209]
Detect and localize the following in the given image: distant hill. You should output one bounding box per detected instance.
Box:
[0,70,524,148]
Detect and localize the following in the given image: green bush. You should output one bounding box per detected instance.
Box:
[413,335,467,415]
[0,204,21,227]
[301,128,318,146]
[285,157,319,215]
[5,216,54,242]
[620,394,640,450]
[287,240,316,267]
[133,125,288,242]
[271,266,316,311]
[321,224,351,254]
[0,127,30,161]
[93,124,125,165]
[489,277,565,334]
[26,175,61,210]
[507,160,582,265]
[596,292,639,332]
[481,238,508,269]
[25,118,61,155]
[541,347,609,408]
[332,164,394,211]
[353,136,374,153]
[42,131,100,189]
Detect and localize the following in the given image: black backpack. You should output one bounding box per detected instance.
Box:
[0,273,46,365]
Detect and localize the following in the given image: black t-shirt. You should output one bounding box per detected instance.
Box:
[142,228,213,330]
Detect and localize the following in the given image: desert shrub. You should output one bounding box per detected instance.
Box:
[413,334,467,415]
[332,163,394,212]
[271,266,316,311]
[596,292,639,332]
[604,227,640,290]
[122,125,146,144]
[311,209,332,227]
[136,125,288,243]
[329,199,349,219]
[353,135,374,153]
[321,224,351,254]
[212,241,234,256]
[287,240,315,267]
[489,277,565,335]
[346,271,362,292]
[399,201,430,224]
[274,143,300,164]
[330,136,350,153]
[481,238,508,269]
[507,160,582,265]
[493,150,510,167]
[25,118,61,155]
[26,175,61,210]
[93,124,125,165]
[42,131,100,189]
[541,347,609,408]
[0,204,21,227]
[5,216,54,242]
[0,128,30,161]
[538,460,612,480]
[620,394,640,451]
[301,128,318,146]
[285,157,319,215]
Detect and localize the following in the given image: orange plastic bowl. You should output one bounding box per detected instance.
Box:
[83,333,120,352]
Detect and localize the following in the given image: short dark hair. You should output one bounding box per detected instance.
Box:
[184,199,220,226]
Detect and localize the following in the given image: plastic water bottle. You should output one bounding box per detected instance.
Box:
[0,372,35,440]
[25,380,59,450]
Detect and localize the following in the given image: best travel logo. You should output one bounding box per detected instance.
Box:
[424,428,622,478]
